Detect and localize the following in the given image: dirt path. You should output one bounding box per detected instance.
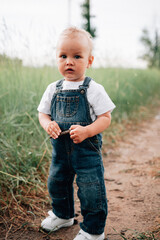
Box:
[1,113,160,240]
[104,113,160,239]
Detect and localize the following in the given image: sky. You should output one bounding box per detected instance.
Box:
[0,0,160,68]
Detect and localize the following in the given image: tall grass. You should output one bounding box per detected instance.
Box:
[88,67,160,122]
[0,60,61,199]
[0,59,160,215]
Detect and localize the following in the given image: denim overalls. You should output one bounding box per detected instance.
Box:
[48,77,108,235]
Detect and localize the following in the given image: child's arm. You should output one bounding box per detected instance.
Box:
[38,112,61,139]
[70,111,111,144]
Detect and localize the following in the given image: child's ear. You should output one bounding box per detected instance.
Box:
[87,55,94,68]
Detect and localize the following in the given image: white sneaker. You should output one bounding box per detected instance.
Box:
[73,229,105,240]
[41,210,74,231]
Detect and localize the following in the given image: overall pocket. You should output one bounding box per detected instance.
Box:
[85,134,102,155]
[56,95,79,117]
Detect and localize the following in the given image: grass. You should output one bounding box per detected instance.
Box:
[0,58,160,238]
[118,230,158,240]
[113,227,160,240]
[88,67,160,121]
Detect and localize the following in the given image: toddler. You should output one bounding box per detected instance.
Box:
[38,27,115,240]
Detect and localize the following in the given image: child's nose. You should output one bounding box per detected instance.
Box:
[66,57,73,65]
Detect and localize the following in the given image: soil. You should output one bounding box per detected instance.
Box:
[1,113,160,240]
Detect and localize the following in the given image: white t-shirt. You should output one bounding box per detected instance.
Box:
[37,79,116,121]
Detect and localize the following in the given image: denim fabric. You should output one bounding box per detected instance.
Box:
[48,77,108,234]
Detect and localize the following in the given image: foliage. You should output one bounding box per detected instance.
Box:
[140,28,160,69]
[0,59,160,237]
[81,0,96,38]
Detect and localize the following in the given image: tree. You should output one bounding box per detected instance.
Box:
[81,0,96,38]
[140,28,160,69]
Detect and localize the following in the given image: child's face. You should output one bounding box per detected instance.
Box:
[56,33,94,82]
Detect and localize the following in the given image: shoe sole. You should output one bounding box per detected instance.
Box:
[41,220,74,232]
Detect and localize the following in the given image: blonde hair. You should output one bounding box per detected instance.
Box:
[58,26,93,55]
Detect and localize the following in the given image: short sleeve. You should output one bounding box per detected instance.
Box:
[87,81,116,117]
[37,82,57,115]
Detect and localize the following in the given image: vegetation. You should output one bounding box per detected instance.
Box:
[81,0,96,38]
[0,57,160,238]
[1,58,160,195]
[114,228,158,240]
[140,28,160,69]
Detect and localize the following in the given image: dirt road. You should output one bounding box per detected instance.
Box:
[104,113,160,239]
[1,113,160,240]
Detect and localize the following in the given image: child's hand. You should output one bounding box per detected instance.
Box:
[70,125,88,144]
[45,121,61,139]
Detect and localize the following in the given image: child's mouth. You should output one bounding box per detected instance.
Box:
[66,68,74,72]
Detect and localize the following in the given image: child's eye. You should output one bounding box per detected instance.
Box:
[75,55,81,59]
[61,55,67,59]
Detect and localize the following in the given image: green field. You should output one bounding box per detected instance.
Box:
[0,59,160,210]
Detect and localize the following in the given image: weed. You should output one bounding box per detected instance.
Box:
[113,228,158,240]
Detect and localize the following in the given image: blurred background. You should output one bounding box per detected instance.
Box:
[0,0,160,68]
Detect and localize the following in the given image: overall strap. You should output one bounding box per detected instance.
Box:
[79,77,92,90]
[56,79,64,90]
